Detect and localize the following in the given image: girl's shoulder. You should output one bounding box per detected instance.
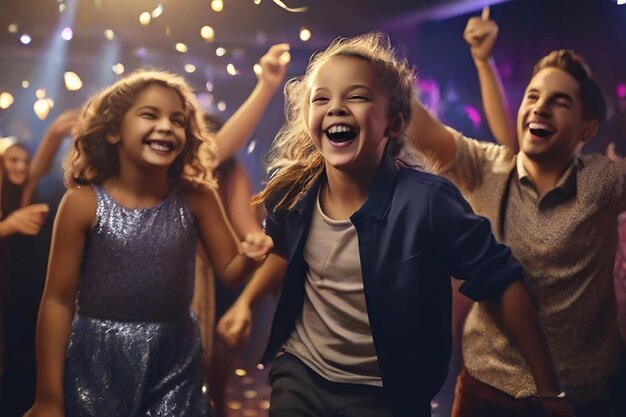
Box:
[178,179,221,216]
[62,185,97,206]
[58,186,98,230]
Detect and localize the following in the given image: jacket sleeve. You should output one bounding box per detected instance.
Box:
[263,192,289,258]
[429,178,524,301]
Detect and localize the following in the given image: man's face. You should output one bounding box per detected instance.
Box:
[517,67,594,167]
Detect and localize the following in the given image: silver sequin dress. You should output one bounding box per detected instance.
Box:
[63,184,210,416]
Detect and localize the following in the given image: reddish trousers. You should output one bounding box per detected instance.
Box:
[451,367,614,417]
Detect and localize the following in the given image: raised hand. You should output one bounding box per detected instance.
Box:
[217,298,253,348]
[463,6,499,62]
[1,203,49,237]
[241,231,274,261]
[257,43,290,91]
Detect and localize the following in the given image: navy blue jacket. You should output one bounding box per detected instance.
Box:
[260,155,524,417]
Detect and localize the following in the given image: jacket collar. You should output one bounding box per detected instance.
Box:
[288,154,399,222]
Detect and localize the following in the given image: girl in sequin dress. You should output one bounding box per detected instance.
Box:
[23,69,273,417]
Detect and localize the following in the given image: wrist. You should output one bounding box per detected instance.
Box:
[241,250,265,264]
[255,78,280,96]
[35,390,64,405]
[0,220,13,238]
[473,56,494,67]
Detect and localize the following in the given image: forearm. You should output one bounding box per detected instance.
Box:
[225,164,263,239]
[220,249,262,287]
[33,297,75,403]
[493,281,561,396]
[214,80,278,163]
[407,99,457,167]
[474,58,516,149]
[238,253,286,306]
[24,117,75,206]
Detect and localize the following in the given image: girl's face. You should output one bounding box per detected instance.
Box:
[308,55,395,177]
[3,145,30,185]
[116,84,187,174]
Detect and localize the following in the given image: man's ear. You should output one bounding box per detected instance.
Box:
[385,114,405,139]
[106,133,120,144]
[580,119,599,145]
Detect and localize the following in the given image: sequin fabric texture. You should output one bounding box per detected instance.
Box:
[64,184,210,416]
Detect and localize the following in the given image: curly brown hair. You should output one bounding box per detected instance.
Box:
[64,69,217,188]
[254,32,415,211]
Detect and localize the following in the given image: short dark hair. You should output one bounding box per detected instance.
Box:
[532,49,606,123]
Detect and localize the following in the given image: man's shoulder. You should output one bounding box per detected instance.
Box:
[576,153,624,195]
[579,153,614,169]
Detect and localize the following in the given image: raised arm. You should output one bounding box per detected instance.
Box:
[221,160,264,238]
[214,43,290,163]
[407,97,457,169]
[464,7,516,150]
[24,187,94,417]
[21,109,80,206]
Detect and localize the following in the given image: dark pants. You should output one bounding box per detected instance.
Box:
[268,353,393,417]
[452,367,614,417]
[608,346,626,417]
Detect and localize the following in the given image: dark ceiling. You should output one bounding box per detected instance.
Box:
[0,0,495,80]
[2,0,623,155]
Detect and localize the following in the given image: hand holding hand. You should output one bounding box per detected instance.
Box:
[241,231,274,261]
[463,6,499,62]
[217,299,253,348]
[256,43,290,91]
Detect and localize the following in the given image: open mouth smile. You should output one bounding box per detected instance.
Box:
[325,124,357,143]
[144,139,175,152]
[527,122,555,138]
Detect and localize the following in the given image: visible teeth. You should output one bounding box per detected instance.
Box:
[327,125,353,134]
[528,122,552,131]
[148,141,172,152]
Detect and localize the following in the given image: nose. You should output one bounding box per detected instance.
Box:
[16,160,28,171]
[532,98,551,118]
[326,100,348,116]
[156,117,174,133]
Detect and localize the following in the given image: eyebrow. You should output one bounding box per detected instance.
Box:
[347,84,373,91]
[136,105,185,117]
[312,84,374,94]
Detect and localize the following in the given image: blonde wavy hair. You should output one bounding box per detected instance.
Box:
[65,69,217,188]
[254,32,415,210]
